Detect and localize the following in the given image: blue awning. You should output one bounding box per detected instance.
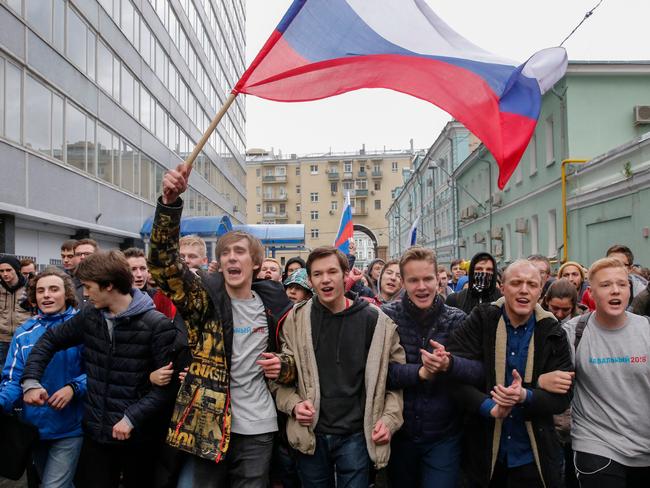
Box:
[140,215,233,238]
[233,224,305,246]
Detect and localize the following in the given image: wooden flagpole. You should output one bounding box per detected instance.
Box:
[183,92,238,169]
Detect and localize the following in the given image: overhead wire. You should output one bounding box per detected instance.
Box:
[559,0,605,47]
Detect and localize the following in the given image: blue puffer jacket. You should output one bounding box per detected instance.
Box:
[383,296,482,441]
[0,306,85,439]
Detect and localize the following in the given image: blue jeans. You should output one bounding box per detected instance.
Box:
[387,432,461,488]
[177,432,274,488]
[32,436,83,488]
[296,432,369,488]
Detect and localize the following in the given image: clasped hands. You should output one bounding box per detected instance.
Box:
[418,340,451,380]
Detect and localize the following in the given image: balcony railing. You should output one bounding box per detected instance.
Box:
[263,212,288,219]
[262,175,287,183]
[342,171,354,180]
[355,189,369,197]
[327,172,340,180]
[352,208,368,216]
[262,194,288,202]
[371,170,383,178]
[357,170,368,178]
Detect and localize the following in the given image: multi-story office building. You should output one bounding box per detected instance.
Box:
[0,0,246,264]
[246,148,414,267]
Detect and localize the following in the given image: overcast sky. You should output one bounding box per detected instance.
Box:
[243,0,649,156]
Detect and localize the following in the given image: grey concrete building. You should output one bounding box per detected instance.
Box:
[0,0,246,264]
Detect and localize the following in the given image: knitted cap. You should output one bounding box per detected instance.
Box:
[557,261,585,280]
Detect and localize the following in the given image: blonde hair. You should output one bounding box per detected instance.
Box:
[399,246,437,278]
[262,257,281,267]
[588,257,627,282]
[179,235,207,258]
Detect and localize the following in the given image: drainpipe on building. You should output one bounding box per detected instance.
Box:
[561,159,589,262]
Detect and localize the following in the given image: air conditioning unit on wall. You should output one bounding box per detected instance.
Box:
[515,217,528,233]
[493,241,504,257]
[634,105,650,125]
[491,227,504,240]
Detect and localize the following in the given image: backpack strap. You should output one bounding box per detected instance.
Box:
[574,312,592,350]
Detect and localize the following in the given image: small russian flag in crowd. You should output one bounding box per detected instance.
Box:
[334,192,354,254]
[234,0,568,189]
[409,216,420,247]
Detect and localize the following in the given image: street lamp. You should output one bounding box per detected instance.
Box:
[478,159,493,255]
[426,161,438,252]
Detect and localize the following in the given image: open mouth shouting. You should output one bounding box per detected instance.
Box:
[226,267,242,278]
[319,285,335,297]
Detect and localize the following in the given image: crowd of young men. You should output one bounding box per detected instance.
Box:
[0,163,649,488]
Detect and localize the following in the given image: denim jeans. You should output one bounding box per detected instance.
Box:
[0,341,10,370]
[32,436,83,488]
[387,432,461,488]
[176,432,274,488]
[296,432,369,488]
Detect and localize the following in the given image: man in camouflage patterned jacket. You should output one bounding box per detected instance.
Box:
[148,163,296,488]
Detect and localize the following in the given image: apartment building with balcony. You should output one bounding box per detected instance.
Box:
[246,147,414,266]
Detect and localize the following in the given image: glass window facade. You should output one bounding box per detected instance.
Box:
[0,0,246,219]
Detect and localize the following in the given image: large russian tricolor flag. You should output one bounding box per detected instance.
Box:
[234,0,568,189]
[334,192,354,254]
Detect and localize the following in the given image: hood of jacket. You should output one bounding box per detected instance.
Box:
[467,252,498,297]
[106,288,156,320]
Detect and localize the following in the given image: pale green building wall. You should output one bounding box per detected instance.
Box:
[456,65,650,269]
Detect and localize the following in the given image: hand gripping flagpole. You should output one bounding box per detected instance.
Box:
[182,92,238,169]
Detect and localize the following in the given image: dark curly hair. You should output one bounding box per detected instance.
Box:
[28,267,77,310]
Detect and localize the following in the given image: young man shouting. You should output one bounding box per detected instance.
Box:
[275,246,405,487]
[564,258,650,487]
[148,164,294,487]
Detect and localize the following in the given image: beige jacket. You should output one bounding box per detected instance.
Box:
[0,284,30,343]
[275,299,405,469]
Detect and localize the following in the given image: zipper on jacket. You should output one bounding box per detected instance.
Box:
[214,388,231,463]
[175,385,201,435]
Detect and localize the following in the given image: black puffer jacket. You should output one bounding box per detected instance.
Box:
[383,296,481,442]
[446,252,501,314]
[23,289,178,444]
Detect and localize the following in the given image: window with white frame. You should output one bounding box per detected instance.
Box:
[310,192,319,202]
[392,161,398,172]
[531,214,539,255]
[545,116,555,165]
[344,161,352,172]
[529,134,538,176]
[331,201,338,211]
[310,164,318,174]
[310,210,319,220]
[256,204,261,214]
[547,209,557,257]
[311,229,319,238]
